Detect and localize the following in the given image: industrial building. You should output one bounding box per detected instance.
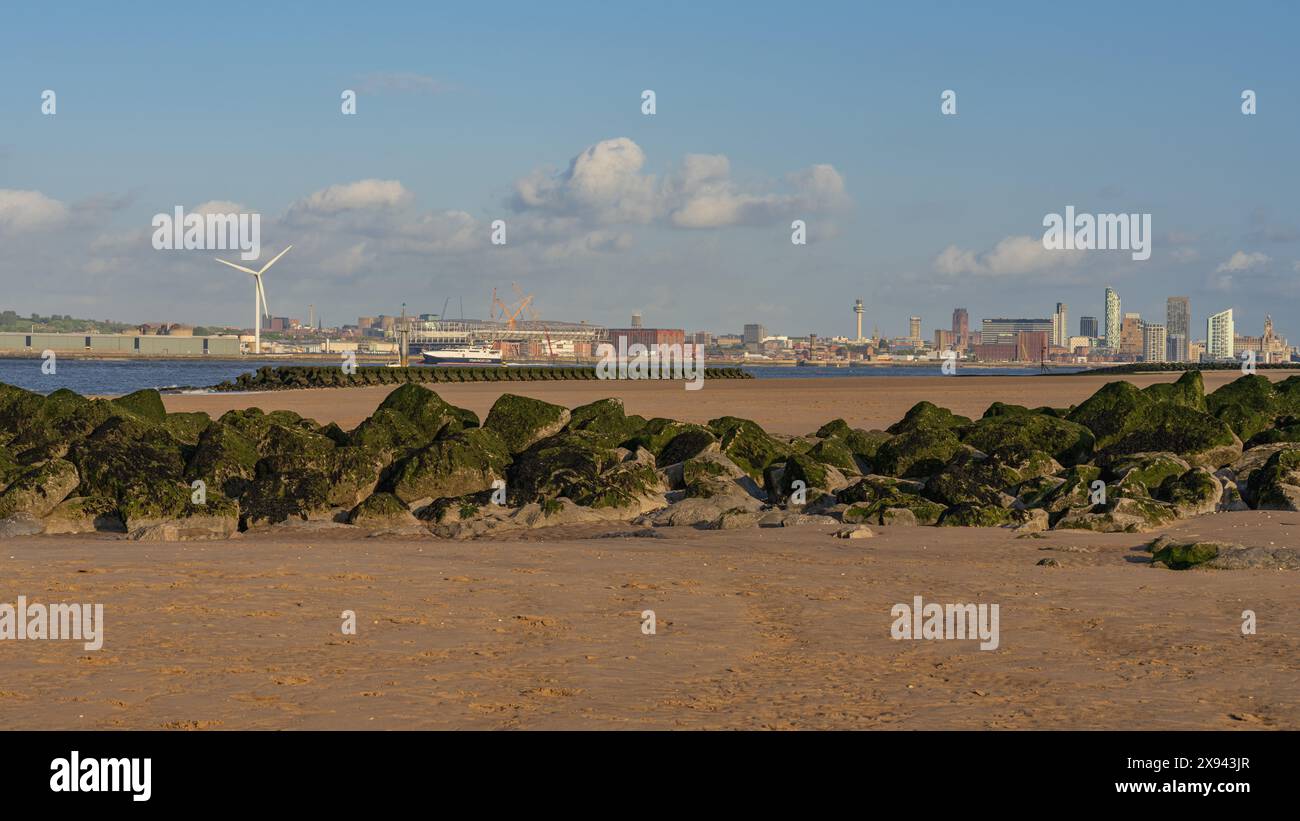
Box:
[0,332,241,356]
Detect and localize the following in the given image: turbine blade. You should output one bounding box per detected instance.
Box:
[257,244,293,275]
[214,257,259,275]
[256,275,271,319]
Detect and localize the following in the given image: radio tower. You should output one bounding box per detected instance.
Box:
[854,298,865,341]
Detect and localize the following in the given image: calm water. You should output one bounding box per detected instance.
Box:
[0,357,1084,396]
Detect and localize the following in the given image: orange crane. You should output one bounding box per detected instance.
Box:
[491,286,533,330]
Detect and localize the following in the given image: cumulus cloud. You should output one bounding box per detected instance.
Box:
[0,189,70,234]
[933,235,1085,277]
[1215,250,1270,273]
[510,137,849,230]
[287,179,413,219]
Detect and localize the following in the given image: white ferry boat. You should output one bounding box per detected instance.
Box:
[421,343,503,365]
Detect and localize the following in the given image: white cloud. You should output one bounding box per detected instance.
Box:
[288,179,412,218]
[0,189,70,234]
[933,235,1084,277]
[511,137,850,229]
[1215,250,1270,273]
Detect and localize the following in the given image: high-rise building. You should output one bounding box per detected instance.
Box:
[934,329,955,351]
[1166,297,1189,362]
[1143,323,1167,362]
[1104,287,1121,350]
[980,317,1052,345]
[743,324,767,346]
[1207,309,1234,360]
[909,316,922,341]
[1052,303,1069,347]
[1079,316,1099,338]
[1120,313,1144,357]
[952,308,969,349]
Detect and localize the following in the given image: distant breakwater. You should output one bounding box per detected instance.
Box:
[210,365,753,392]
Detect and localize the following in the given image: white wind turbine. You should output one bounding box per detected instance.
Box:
[214,246,292,355]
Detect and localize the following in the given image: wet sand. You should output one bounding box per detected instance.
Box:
[162,371,1299,435]
[0,512,1296,730]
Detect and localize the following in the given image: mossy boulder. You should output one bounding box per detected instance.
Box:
[507,431,621,504]
[0,458,80,519]
[1156,467,1222,518]
[873,425,962,478]
[887,401,971,435]
[805,436,860,473]
[937,503,1018,527]
[241,424,341,526]
[922,451,1018,507]
[1141,370,1206,411]
[838,476,943,525]
[110,388,168,422]
[706,416,791,480]
[68,416,195,527]
[187,421,261,501]
[389,427,511,505]
[41,495,124,534]
[4,388,117,462]
[1148,536,1222,569]
[775,453,831,499]
[484,394,571,454]
[161,412,212,446]
[1027,465,1102,515]
[960,412,1094,466]
[1053,495,1178,533]
[1206,374,1280,441]
[1067,381,1150,443]
[1099,403,1241,469]
[566,398,646,441]
[1246,449,1300,510]
[815,419,853,438]
[1107,452,1191,493]
[352,385,478,454]
[657,427,719,467]
[347,492,417,528]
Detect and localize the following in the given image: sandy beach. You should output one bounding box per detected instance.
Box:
[163,370,1300,435]
[1,512,1295,730]
[0,371,1293,729]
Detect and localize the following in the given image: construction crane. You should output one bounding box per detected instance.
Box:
[491,286,534,330]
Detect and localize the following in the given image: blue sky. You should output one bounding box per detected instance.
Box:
[1,0,1297,339]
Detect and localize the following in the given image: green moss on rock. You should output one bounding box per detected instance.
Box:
[484,394,571,454]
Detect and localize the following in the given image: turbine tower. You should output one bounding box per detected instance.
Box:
[214,246,292,354]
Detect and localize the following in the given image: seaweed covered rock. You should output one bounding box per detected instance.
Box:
[508,431,621,504]
[937,503,1018,527]
[484,393,571,454]
[1053,495,1177,533]
[186,421,261,501]
[565,398,647,441]
[3,388,117,462]
[1246,448,1300,510]
[240,424,341,526]
[814,420,892,463]
[1097,403,1241,469]
[1147,536,1225,569]
[68,416,196,528]
[0,458,80,519]
[1206,374,1280,442]
[886,401,971,435]
[922,450,1019,507]
[389,428,512,505]
[110,388,167,422]
[1066,381,1150,443]
[872,425,962,478]
[348,492,418,528]
[352,385,478,454]
[960,412,1094,466]
[1156,467,1222,518]
[706,416,790,480]
[804,436,860,473]
[1023,465,1102,515]
[656,426,719,467]
[1106,452,1190,494]
[40,495,124,534]
[1141,370,1206,410]
[839,476,944,525]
